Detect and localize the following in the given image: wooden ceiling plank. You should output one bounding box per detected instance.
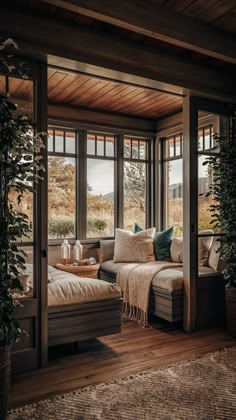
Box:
[86,84,132,108]
[61,75,91,102]
[69,80,112,106]
[0,7,234,99]
[108,89,159,113]
[39,0,236,64]
[127,92,176,114]
[48,71,68,93]
[48,71,81,100]
[119,91,166,113]
[66,78,105,103]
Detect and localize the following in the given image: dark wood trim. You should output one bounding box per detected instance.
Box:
[78,130,87,240]
[183,94,198,333]
[48,103,155,135]
[0,7,235,99]
[37,61,48,368]
[40,0,236,64]
[115,135,124,229]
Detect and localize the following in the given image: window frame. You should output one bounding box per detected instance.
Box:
[47,125,152,243]
[48,127,78,242]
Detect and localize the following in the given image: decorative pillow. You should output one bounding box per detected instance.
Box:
[170,230,214,266]
[208,236,220,271]
[114,228,155,263]
[153,226,174,261]
[134,223,143,233]
[98,239,115,263]
[170,237,183,263]
[198,230,214,266]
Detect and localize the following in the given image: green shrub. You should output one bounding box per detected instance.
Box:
[48,216,74,238]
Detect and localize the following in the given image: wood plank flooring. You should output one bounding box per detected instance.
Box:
[10,318,236,409]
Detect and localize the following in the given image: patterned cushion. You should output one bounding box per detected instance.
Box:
[114,228,155,263]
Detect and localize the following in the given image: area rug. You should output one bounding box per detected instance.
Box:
[9,346,236,420]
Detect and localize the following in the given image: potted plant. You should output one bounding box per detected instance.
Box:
[204,119,236,336]
[0,39,45,419]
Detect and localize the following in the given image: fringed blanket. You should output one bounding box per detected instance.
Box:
[117,261,182,326]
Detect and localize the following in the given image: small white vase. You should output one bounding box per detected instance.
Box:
[61,239,71,264]
[73,240,83,262]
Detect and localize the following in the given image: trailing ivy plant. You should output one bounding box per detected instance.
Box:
[0,39,45,346]
[204,120,236,288]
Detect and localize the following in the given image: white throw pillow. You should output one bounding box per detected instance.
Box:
[208,236,220,271]
[170,237,183,263]
[170,230,214,266]
[113,228,155,263]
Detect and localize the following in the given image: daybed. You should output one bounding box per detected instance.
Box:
[98,234,224,324]
[24,264,122,347]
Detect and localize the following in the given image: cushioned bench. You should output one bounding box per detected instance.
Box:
[98,238,224,323]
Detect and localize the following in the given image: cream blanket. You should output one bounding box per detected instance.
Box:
[117,261,182,326]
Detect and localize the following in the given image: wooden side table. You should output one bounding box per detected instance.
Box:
[55,263,100,279]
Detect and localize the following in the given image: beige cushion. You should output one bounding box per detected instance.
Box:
[98,240,115,263]
[208,236,221,271]
[113,228,155,263]
[170,238,183,263]
[48,267,121,307]
[170,230,214,266]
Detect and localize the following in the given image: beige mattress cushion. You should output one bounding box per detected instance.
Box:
[101,260,215,292]
[48,267,121,307]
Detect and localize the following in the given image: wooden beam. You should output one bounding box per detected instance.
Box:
[48,103,156,134]
[40,0,236,65]
[0,7,235,100]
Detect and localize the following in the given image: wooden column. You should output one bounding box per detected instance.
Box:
[183,95,198,332]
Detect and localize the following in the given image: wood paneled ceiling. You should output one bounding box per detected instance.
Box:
[48,68,183,119]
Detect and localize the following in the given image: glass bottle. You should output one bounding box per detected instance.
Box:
[73,240,83,262]
[61,239,71,265]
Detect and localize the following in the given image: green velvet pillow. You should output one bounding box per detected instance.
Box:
[134,224,174,261]
[154,226,174,261]
[134,223,143,233]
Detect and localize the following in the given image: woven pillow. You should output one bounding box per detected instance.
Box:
[113,228,155,263]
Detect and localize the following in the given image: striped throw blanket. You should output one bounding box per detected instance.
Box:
[117,261,182,326]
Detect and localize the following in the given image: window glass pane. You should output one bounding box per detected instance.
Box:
[198,155,218,232]
[198,129,204,151]
[9,77,34,119]
[175,135,181,156]
[8,190,34,242]
[66,131,75,154]
[124,161,146,231]
[48,130,53,152]
[97,135,104,156]
[168,137,175,157]
[87,133,95,155]
[132,140,139,159]
[55,130,64,153]
[165,159,183,237]
[139,140,146,160]
[204,127,211,150]
[48,156,76,239]
[106,136,115,157]
[87,159,114,237]
[87,159,114,238]
[124,138,131,158]
[12,246,34,299]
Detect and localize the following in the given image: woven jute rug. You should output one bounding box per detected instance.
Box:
[9,346,236,420]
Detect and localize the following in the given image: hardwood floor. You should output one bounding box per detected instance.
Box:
[10,318,236,409]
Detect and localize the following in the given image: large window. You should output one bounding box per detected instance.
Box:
[163,126,215,236]
[87,133,115,238]
[123,137,148,231]
[47,127,151,241]
[163,134,183,236]
[48,129,76,239]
